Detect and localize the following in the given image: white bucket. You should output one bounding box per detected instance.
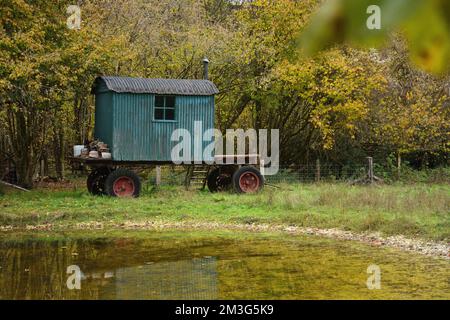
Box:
[73,145,84,157]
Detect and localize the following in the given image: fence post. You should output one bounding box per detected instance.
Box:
[155,166,161,186]
[184,165,193,189]
[260,159,265,176]
[315,159,321,183]
[367,157,374,184]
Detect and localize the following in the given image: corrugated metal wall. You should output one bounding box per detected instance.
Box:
[105,93,215,162]
[176,95,215,163]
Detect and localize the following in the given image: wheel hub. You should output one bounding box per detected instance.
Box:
[239,172,260,193]
[113,177,135,197]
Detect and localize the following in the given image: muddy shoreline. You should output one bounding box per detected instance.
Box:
[0,221,448,259]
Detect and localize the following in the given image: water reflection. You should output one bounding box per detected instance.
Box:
[114,258,217,300]
[0,232,448,300]
[0,236,219,300]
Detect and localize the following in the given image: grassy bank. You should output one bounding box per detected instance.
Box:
[0,182,449,241]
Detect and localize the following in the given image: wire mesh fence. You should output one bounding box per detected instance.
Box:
[1,155,381,188]
[264,164,367,184]
[138,162,370,187]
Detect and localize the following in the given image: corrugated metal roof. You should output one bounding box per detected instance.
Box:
[93,76,219,96]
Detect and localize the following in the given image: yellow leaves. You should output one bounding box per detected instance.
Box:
[375,88,449,153]
[270,46,384,150]
[405,91,414,101]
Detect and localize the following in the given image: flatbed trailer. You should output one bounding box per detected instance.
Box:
[69,156,264,198]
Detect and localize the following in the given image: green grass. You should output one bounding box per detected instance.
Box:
[0,183,449,241]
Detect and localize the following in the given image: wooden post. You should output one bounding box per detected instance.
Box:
[155,166,161,186]
[315,159,321,183]
[260,159,265,176]
[397,152,401,180]
[367,157,374,184]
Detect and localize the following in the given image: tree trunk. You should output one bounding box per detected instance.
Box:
[6,101,48,188]
[53,124,64,180]
[15,152,34,189]
[12,111,36,188]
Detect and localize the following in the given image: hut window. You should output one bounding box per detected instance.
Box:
[154,95,176,121]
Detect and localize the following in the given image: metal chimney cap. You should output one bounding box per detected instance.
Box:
[202,57,210,80]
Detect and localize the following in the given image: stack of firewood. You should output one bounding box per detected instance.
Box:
[79,140,111,159]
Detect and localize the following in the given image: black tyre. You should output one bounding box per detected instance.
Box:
[87,167,110,195]
[232,166,264,194]
[104,168,141,198]
[207,168,232,193]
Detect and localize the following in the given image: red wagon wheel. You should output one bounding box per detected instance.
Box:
[105,168,141,198]
[238,171,260,193]
[112,176,136,197]
[232,166,264,194]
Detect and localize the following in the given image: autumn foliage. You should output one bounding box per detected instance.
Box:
[0,0,448,187]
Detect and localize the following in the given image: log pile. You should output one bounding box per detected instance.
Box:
[79,140,111,159]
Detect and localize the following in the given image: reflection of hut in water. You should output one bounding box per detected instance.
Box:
[0,239,219,300]
[114,257,217,300]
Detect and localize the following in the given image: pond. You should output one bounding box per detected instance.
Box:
[0,230,448,299]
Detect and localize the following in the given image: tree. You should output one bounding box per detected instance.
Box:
[253,47,385,164]
[0,0,118,186]
[365,36,450,170]
[0,1,68,187]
